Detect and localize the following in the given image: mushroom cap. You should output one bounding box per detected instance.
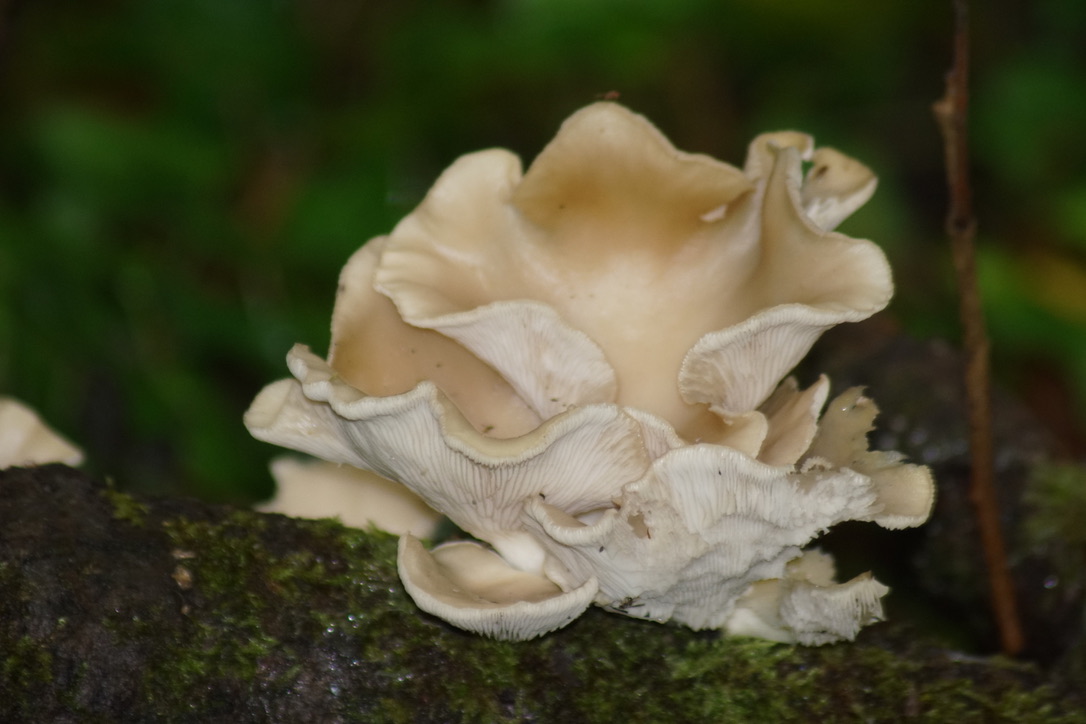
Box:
[365,102,891,440]
[397,536,598,640]
[0,397,84,468]
[260,457,443,538]
[802,387,936,529]
[724,550,891,645]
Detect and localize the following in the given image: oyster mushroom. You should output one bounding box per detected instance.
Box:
[0,397,83,468]
[246,102,934,642]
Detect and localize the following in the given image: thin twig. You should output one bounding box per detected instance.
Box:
[932,0,1024,655]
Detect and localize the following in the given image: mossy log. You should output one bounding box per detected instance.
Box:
[2,463,1083,723]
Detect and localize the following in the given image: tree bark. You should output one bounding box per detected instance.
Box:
[2,458,1081,722]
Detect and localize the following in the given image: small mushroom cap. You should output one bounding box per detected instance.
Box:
[756,375,830,466]
[724,550,890,645]
[397,536,598,640]
[260,457,442,538]
[0,397,83,468]
[802,387,935,529]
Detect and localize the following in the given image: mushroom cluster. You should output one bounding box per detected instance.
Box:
[246,103,934,643]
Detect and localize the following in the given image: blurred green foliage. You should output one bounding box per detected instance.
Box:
[2,0,1085,501]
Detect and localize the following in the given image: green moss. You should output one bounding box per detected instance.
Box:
[22,483,1074,722]
[0,564,52,696]
[782,643,1074,723]
[137,510,419,717]
[1021,462,1086,684]
[1,635,53,691]
[1023,463,1086,575]
[667,637,817,720]
[101,484,150,527]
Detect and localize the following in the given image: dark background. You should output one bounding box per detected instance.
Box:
[2,0,1084,503]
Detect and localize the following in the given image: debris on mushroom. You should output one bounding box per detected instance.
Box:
[0,397,84,469]
[246,102,935,642]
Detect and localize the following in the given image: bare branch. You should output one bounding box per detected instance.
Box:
[932,0,1024,656]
